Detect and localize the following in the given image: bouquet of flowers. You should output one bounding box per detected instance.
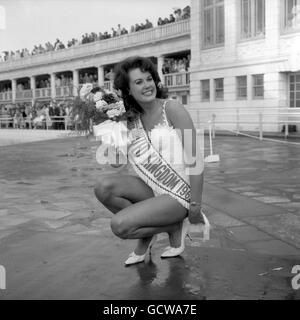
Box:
[71,84,132,165]
[71,83,127,131]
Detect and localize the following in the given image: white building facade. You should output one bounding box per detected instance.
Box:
[190,0,300,132]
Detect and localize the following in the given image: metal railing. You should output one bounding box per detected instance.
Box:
[35,88,52,99]
[0,92,12,101]
[0,116,75,130]
[15,89,32,100]
[1,107,300,144]
[163,72,190,88]
[195,107,300,140]
[103,81,112,91]
[55,86,73,97]
[0,70,192,103]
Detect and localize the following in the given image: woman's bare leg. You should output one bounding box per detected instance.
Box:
[94,174,160,254]
[110,194,188,248]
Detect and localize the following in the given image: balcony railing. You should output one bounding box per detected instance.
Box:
[55,86,73,97]
[163,72,190,88]
[16,89,32,100]
[0,73,191,102]
[0,19,190,72]
[103,81,113,91]
[35,88,52,99]
[0,92,12,101]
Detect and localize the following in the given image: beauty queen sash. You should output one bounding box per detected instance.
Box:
[128,117,191,209]
[127,116,210,241]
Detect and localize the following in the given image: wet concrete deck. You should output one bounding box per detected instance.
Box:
[0,135,300,300]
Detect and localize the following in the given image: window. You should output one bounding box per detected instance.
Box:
[283,0,300,30]
[203,0,225,48]
[290,74,300,108]
[252,74,264,99]
[236,76,247,99]
[214,78,224,100]
[182,95,188,105]
[201,80,210,101]
[241,0,265,39]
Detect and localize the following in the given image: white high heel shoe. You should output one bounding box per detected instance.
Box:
[161,218,191,258]
[161,211,210,259]
[124,235,157,266]
[188,210,210,241]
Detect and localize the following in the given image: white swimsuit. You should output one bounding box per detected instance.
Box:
[140,100,190,202]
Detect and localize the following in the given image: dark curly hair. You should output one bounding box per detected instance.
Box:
[113,56,168,120]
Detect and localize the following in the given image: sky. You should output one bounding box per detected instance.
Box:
[0,0,190,53]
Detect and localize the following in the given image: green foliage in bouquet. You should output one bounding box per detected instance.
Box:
[70,85,127,133]
[71,95,107,133]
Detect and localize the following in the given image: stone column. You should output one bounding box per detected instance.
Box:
[30,76,36,101]
[50,73,56,100]
[11,79,16,103]
[97,66,104,87]
[72,69,79,96]
[157,56,164,83]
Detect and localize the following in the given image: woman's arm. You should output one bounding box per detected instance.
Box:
[166,100,205,223]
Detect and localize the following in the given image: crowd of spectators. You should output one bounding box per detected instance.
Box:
[36,78,51,89]
[0,6,190,63]
[79,73,98,85]
[54,75,73,87]
[0,101,74,130]
[0,85,12,93]
[162,55,191,74]
[157,6,190,26]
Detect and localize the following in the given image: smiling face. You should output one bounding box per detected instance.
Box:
[128,68,157,104]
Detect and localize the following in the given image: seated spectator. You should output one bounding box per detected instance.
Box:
[135,23,141,31]
[72,38,79,46]
[104,68,114,81]
[57,41,65,50]
[103,31,111,39]
[61,75,67,86]
[157,17,164,26]
[99,32,105,40]
[169,14,175,23]
[163,17,169,24]
[83,73,90,83]
[162,61,170,74]
[111,28,117,37]
[55,77,61,87]
[177,59,186,73]
[182,5,191,19]
[121,28,128,35]
[116,24,122,36]
[145,19,153,29]
[175,9,182,21]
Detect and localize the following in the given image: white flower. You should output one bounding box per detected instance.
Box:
[79,83,93,98]
[115,100,124,109]
[107,105,125,118]
[93,92,103,102]
[95,99,108,111]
